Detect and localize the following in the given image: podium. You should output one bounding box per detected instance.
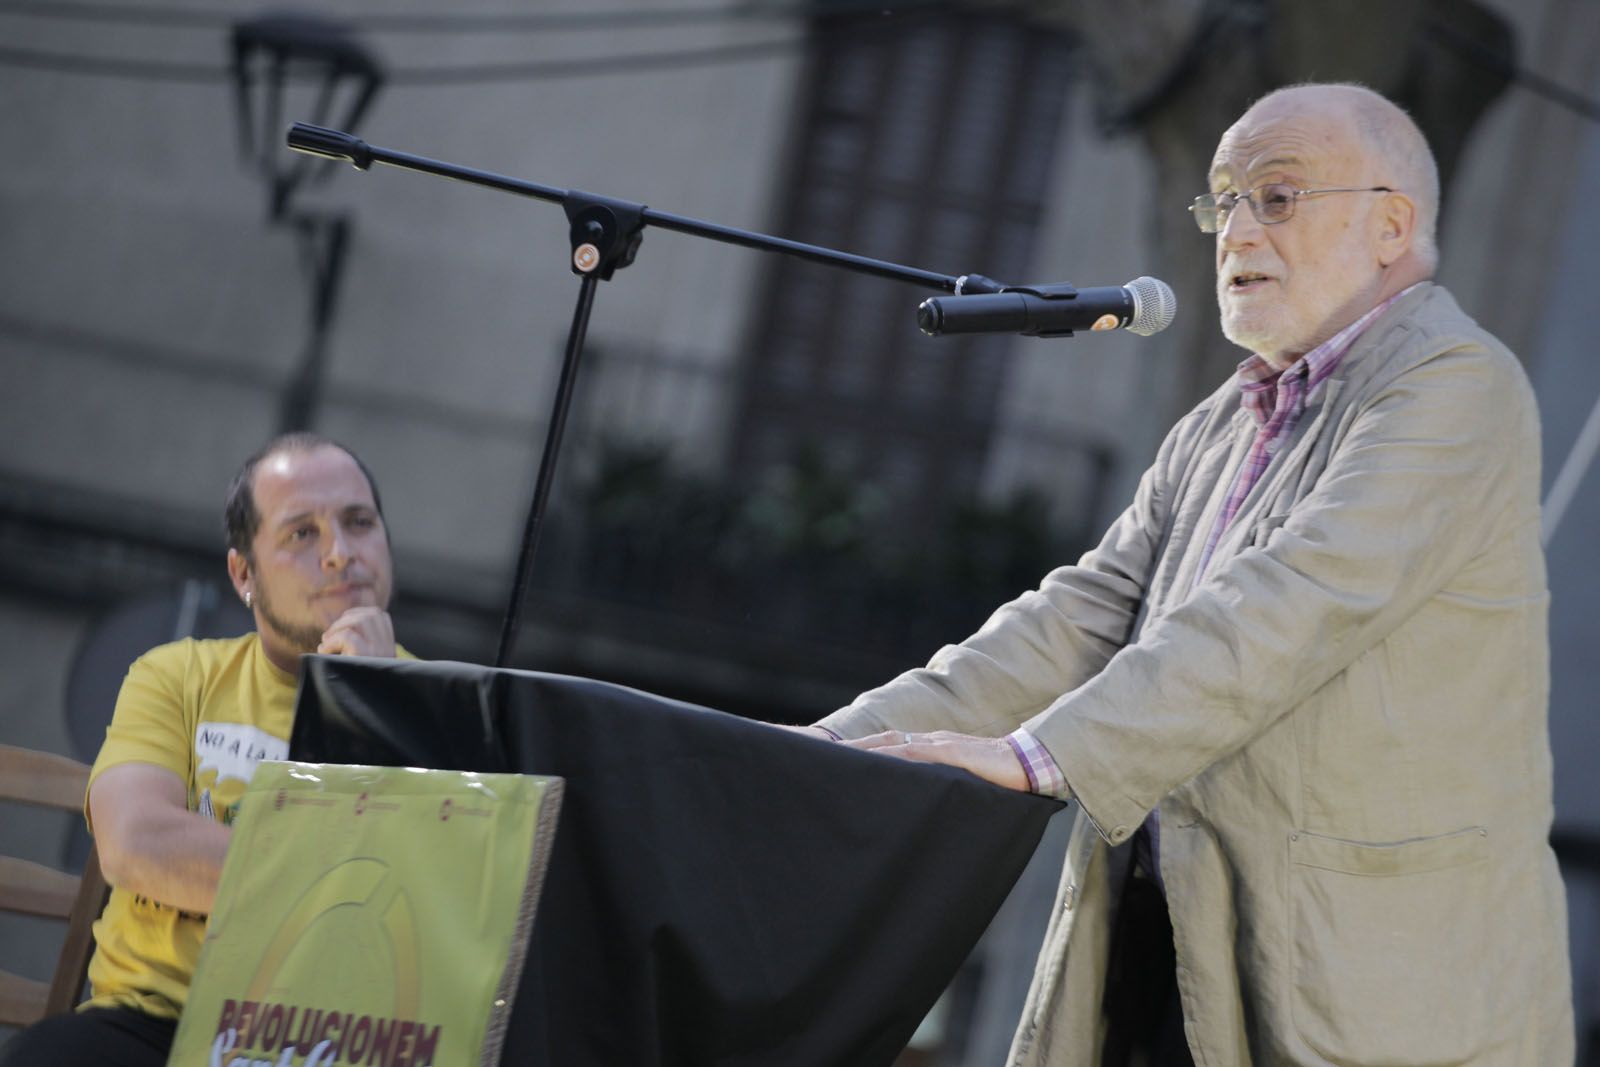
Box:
[289,656,1062,1065]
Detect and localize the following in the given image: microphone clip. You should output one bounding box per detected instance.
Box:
[563,192,646,281]
[949,276,1087,336]
[996,283,1082,337]
[999,282,1079,300]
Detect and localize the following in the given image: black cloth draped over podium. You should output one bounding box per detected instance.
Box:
[289,656,1062,1066]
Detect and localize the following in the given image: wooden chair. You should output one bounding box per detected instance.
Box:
[0,744,109,1025]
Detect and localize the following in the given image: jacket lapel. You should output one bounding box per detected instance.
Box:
[1151,413,1255,612]
[1206,378,1346,565]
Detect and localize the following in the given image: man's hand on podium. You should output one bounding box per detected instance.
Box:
[772,724,838,743]
[844,731,1030,792]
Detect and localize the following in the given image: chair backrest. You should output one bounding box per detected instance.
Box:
[0,744,109,1026]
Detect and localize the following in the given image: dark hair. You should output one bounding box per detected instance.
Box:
[223,432,385,558]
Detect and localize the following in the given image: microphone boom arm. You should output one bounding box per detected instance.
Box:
[281,121,1163,690]
[287,122,971,292]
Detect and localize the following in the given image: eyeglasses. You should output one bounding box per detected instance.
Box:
[1189,183,1394,233]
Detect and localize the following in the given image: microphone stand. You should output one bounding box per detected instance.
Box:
[285,122,1008,671]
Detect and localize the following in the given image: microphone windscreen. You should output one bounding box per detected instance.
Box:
[1125,276,1177,336]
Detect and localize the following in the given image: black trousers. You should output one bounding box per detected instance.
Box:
[1101,832,1197,1067]
[0,1006,175,1067]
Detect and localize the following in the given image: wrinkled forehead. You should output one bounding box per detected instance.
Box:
[1209,105,1363,188]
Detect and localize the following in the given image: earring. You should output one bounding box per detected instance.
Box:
[244,591,254,609]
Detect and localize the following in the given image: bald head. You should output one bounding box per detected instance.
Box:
[1247,84,1440,270]
[1210,83,1438,366]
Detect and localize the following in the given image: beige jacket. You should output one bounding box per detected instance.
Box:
[820,285,1574,1066]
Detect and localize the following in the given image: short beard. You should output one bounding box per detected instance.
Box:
[254,583,325,654]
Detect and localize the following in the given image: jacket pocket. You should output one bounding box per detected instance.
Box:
[1289,826,1490,1066]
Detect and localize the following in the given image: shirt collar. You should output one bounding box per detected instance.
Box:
[1234,283,1421,423]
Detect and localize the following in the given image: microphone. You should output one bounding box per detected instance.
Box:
[918,276,1176,338]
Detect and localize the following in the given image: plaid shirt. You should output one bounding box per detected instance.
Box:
[1007,729,1068,796]
[1192,288,1410,582]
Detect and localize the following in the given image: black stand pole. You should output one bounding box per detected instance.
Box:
[285,122,1009,668]
[494,273,598,667]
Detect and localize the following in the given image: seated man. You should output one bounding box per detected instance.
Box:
[2,432,408,1067]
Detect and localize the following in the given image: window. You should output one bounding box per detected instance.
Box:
[730,8,1075,530]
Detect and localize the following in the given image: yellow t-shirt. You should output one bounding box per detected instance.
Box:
[83,633,411,1019]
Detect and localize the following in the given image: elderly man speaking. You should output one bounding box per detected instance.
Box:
[803,83,1574,1065]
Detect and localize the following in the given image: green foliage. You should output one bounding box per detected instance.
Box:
[567,438,1085,659]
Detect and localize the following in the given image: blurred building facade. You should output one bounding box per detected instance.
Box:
[2,0,1599,1061]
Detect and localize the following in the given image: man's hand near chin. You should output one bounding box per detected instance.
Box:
[317,606,396,658]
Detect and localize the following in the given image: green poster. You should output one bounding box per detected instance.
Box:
[167,762,562,1067]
